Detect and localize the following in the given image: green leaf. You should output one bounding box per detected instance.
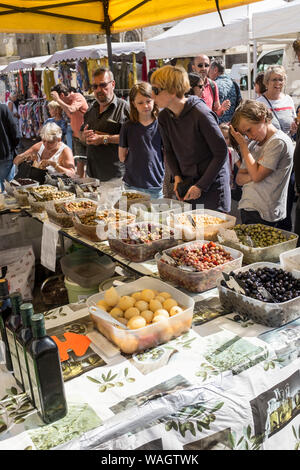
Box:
[228,432,235,449]
[264,362,269,371]
[246,425,252,440]
[116,382,124,387]
[107,369,112,380]
[10,387,18,395]
[210,402,224,413]
[99,385,107,393]
[197,422,202,432]
[198,420,210,430]
[126,378,135,383]
[124,367,129,377]
[292,425,297,439]
[237,436,244,447]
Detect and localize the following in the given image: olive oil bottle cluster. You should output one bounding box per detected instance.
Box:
[0,282,67,424]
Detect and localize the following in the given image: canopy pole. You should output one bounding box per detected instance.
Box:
[102,0,113,70]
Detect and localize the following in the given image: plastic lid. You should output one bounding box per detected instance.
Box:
[20,303,34,326]
[9,292,23,315]
[31,313,46,338]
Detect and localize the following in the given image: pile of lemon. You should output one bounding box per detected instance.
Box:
[96,286,184,330]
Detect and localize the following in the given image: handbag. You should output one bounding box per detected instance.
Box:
[15,161,47,184]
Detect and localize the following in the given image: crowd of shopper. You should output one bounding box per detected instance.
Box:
[1,42,300,240]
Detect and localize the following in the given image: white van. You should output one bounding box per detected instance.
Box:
[232,44,300,108]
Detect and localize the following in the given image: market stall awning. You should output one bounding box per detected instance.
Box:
[2,55,52,73]
[0,1,263,35]
[43,41,145,67]
[146,5,250,59]
[252,0,300,41]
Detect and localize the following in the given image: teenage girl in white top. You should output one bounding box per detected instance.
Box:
[14,122,76,177]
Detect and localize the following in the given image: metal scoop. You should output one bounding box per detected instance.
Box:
[89,304,129,330]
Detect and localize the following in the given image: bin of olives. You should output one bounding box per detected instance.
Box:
[130,198,192,225]
[108,222,178,262]
[155,240,243,293]
[218,224,298,264]
[28,189,75,213]
[72,209,136,242]
[217,262,300,327]
[171,209,236,241]
[13,182,40,206]
[87,276,194,354]
[45,198,99,228]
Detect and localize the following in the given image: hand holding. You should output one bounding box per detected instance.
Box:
[184,185,201,201]
[221,99,231,112]
[50,91,59,101]
[229,125,248,148]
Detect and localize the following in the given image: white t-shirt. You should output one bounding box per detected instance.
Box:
[238,130,294,222]
[257,94,296,135]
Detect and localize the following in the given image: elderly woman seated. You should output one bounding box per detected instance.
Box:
[14,122,76,177]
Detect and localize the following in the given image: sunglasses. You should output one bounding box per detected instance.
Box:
[92,81,113,90]
[152,86,165,96]
[196,63,210,68]
[195,84,204,89]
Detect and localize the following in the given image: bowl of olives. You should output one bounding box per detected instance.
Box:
[218,224,298,264]
[217,262,300,327]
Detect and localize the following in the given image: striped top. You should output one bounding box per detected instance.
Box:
[257,94,296,135]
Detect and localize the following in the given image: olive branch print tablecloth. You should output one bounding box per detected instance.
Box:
[0,294,300,451]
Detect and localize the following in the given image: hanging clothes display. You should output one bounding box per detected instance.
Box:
[18,99,49,138]
[42,69,56,101]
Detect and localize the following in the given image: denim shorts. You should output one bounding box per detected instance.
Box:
[124,184,163,200]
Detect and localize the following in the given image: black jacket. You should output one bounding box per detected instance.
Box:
[0,104,19,160]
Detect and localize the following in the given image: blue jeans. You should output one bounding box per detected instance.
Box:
[0,159,15,191]
[124,184,163,200]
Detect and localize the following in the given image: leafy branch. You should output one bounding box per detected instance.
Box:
[86,367,135,392]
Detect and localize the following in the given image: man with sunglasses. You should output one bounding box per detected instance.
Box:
[191,54,230,118]
[79,67,130,182]
[50,83,88,176]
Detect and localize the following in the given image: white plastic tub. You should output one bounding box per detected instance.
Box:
[217,262,300,327]
[87,276,194,354]
[171,208,236,241]
[156,240,243,293]
[280,247,300,274]
[130,198,192,225]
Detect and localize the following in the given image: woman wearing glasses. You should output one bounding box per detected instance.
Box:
[150,65,230,212]
[187,73,204,98]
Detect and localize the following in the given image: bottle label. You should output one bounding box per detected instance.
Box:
[16,339,33,402]
[6,328,23,386]
[26,354,42,415]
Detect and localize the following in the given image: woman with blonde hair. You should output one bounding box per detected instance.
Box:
[150,65,230,211]
[44,100,67,142]
[230,99,294,227]
[14,122,75,177]
[119,81,164,199]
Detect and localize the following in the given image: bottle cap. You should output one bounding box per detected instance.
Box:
[20,303,34,326]
[9,292,23,315]
[31,313,46,338]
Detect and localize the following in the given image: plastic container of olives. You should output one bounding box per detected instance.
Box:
[155,240,243,293]
[45,198,99,228]
[87,276,194,354]
[13,183,40,206]
[72,209,136,242]
[108,222,178,262]
[218,224,298,264]
[115,190,151,210]
[217,262,300,327]
[130,198,192,225]
[171,209,236,241]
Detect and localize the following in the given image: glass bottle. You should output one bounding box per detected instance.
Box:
[0,279,13,371]
[26,313,67,424]
[284,384,292,421]
[270,389,281,432]
[5,291,24,390]
[16,303,35,405]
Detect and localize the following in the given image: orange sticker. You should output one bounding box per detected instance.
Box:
[51,332,91,362]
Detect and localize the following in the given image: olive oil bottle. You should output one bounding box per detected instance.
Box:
[27,313,67,424]
[5,292,24,390]
[0,279,13,372]
[16,303,35,405]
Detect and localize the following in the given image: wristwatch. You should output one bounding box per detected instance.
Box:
[103,135,109,145]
